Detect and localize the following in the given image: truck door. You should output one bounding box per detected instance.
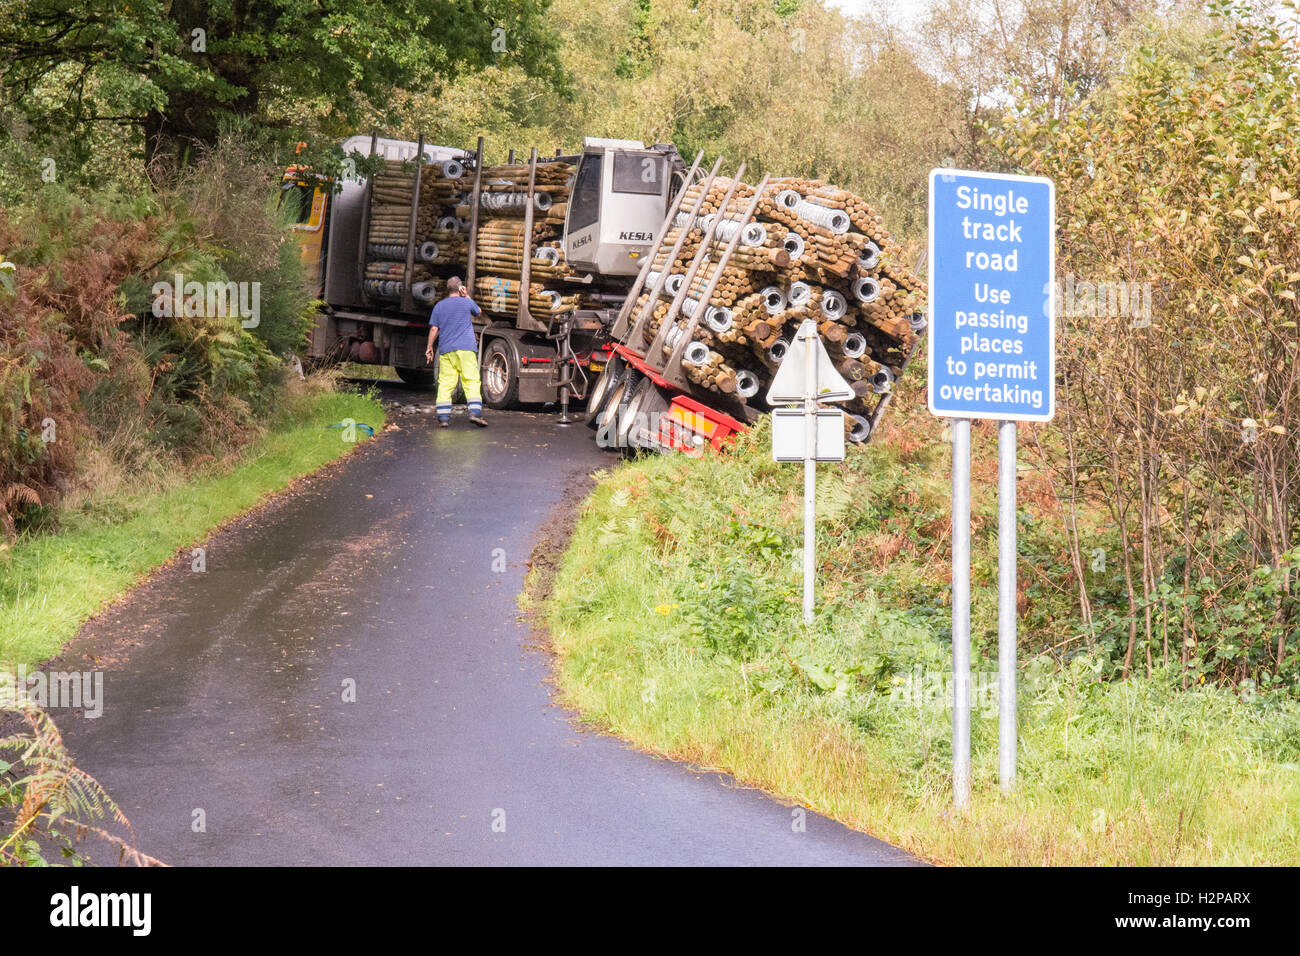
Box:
[565,151,603,270]
[280,173,329,294]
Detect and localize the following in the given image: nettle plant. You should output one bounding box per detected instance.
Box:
[991,1,1300,689]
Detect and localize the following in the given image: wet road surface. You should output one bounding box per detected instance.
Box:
[57,392,918,866]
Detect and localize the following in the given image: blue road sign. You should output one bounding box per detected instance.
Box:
[927,169,1055,422]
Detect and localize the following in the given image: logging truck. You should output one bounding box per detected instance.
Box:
[283,133,924,455]
[283,133,686,407]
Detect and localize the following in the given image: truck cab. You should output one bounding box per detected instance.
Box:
[284,132,686,400]
[564,138,680,279]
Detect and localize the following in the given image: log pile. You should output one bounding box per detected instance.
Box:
[629,173,924,432]
[364,158,469,303]
[470,159,581,321]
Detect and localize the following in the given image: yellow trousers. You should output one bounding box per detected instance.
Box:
[435,350,482,419]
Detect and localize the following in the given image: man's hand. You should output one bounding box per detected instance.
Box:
[424,346,435,362]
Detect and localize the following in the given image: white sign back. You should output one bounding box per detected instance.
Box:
[765,318,853,404]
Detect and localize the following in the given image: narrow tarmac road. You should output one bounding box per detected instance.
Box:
[56,390,917,866]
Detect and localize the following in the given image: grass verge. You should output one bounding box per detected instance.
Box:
[0,382,384,667]
[540,411,1300,865]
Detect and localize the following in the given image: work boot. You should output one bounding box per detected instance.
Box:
[439,418,450,428]
[469,415,488,428]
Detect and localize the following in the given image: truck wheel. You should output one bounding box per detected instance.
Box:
[396,366,436,389]
[584,363,626,428]
[595,372,638,448]
[617,377,659,450]
[481,338,520,409]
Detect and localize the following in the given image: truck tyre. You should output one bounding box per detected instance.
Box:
[584,363,626,428]
[617,377,658,449]
[396,366,436,389]
[481,338,520,409]
[595,371,638,448]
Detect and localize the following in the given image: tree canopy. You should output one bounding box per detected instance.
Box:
[0,0,566,172]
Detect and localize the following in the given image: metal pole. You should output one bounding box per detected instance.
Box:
[662,172,769,384]
[802,324,817,626]
[998,420,1018,790]
[629,156,722,345]
[400,134,424,315]
[465,136,485,288]
[952,417,971,808]
[557,385,572,425]
[357,130,378,304]
[517,148,538,327]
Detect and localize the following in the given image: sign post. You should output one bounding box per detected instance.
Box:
[802,320,817,626]
[951,417,971,806]
[768,318,852,625]
[998,419,1017,791]
[928,168,1055,804]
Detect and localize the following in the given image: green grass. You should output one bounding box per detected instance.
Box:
[0,386,384,667]
[541,410,1300,865]
[339,362,402,382]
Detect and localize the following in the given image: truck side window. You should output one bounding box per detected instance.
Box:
[569,153,603,232]
[279,183,314,224]
[612,153,665,195]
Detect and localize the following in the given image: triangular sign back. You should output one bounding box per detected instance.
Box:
[765,318,854,404]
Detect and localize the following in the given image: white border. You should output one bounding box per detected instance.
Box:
[926,168,1056,423]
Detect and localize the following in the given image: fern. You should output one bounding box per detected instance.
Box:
[0,686,165,866]
[814,478,856,526]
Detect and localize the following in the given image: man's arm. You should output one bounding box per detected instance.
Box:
[425,322,439,362]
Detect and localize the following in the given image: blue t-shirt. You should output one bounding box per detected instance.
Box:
[429,295,481,354]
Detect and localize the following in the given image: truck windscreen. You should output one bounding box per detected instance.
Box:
[612,153,665,195]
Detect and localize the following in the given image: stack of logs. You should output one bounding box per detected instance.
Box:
[629,175,924,438]
[364,157,470,304]
[465,159,582,322]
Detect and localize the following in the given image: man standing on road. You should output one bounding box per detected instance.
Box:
[425,276,487,428]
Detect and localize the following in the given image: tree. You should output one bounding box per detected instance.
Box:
[994,1,1300,685]
[0,0,567,174]
[388,0,970,243]
[916,0,1158,170]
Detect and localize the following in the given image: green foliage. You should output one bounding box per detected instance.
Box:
[990,1,1300,687]
[0,131,325,537]
[680,547,790,658]
[0,0,568,170]
[547,402,1300,864]
[170,130,317,357]
[394,0,969,243]
[0,694,160,866]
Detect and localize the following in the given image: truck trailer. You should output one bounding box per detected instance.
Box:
[283,133,686,410]
[285,132,924,455]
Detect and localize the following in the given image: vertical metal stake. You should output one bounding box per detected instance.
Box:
[802,325,817,626]
[952,417,971,808]
[998,420,1018,791]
